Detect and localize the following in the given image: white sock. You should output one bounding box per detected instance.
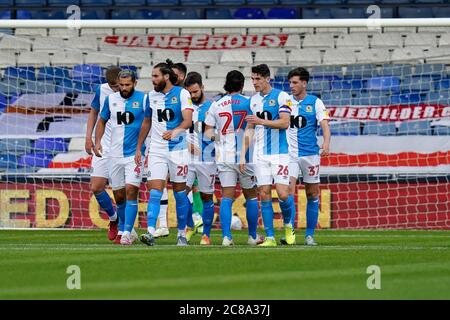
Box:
[148,226,155,235]
[118,231,123,236]
[157,188,169,228]
[109,213,118,222]
[122,231,130,237]
[178,229,186,237]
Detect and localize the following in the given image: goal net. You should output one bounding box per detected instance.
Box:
[0,20,449,230]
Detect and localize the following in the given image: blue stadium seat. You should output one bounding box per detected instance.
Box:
[366,77,400,92]
[399,7,434,18]
[73,80,96,93]
[398,120,432,135]
[433,126,450,135]
[0,81,20,96]
[331,79,364,91]
[18,153,54,168]
[47,0,81,6]
[120,65,138,74]
[308,80,331,92]
[4,67,36,81]
[352,96,390,105]
[0,154,20,169]
[379,64,413,77]
[55,79,75,93]
[214,0,245,4]
[133,9,163,19]
[432,7,450,18]
[346,64,378,78]
[34,138,68,154]
[0,1,13,7]
[147,0,179,5]
[401,76,434,92]
[380,0,413,3]
[267,8,298,19]
[415,0,444,3]
[321,92,352,105]
[302,8,332,19]
[314,0,344,4]
[72,64,103,82]
[17,10,32,19]
[247,0,278,4]
[35,10,66,19]
[111,10,131,19]
[37,67,70,81]
[0,10,11,19]
[390,92,422,105]
[0,139,32,155]
[426,91,450,103]
[206,8,232,19]
[234,8,265,19]
[180,0,212,4]
[15,0,46,7]
[346,0,372,3]
[81,10,107,19]
[167,9,199,19]
[434,78,450,91]
[414,64,445,78]
[329,121,360,136]
[311,65,344,79]
[20,82,56,94]
[280,0,310,4]
[115,0,146,5]
[0,94,7,113]
[331,7,366,19]
[363,122,397,136]
[81,0,113,6]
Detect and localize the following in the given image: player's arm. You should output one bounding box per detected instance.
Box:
[163,90,194,140]
[94,97,110,157]
[136,96,152,166]
[317,99,331,157]
[85,86,101,155]
[239,123,255,173]
[245,112,290,129]
[204,102,217,141]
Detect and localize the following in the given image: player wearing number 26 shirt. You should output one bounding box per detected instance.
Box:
[135,59,194,247]
[285,67,331,247]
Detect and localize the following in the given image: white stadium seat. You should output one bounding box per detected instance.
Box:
[138,65,153,79]
[383,27,416,34]
[185,64,207,79]
[315,27,348,34]
[283,34,301,49]
[0,36,32,51]
[135,79,154,92]
[322,49,357,65]
[247,28,281,35]
[243,78,254,94]
[14,28,47,37]
[282,27,314,34]
[404,33,439,48]
[425,48,450,63]
[254,49,287,66]
[48,28,80,38]
[180,28,213,35]
[214,28,246,36]
[114,28,147,35]
[241,66,277,78]
[336,34,369,49]
[84,52,118,66]
[70,37,99,51]
[80,28,113,36]
[152,50,185,64]
[0,51,16,68]
[203,78,225,93]
[438,34,450,47]
[391,48,426,63]
[68,138,85,152]
[355,49,390,64]
[207,65,239,79]
[18,51,51,66]
[288,49,322,66]
[33,37,66,51]
[220,49,253,66]
[418,27,450,34]
[370,33,403,48]
[187,50,221,65]
[116,50,151,66]
[302,34,335,48]
[50,51,84,66]
[148,28,179,35]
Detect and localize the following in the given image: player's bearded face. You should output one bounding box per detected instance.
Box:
[119,78,135,99]
[186,83,203,104]
[152,70,167,92]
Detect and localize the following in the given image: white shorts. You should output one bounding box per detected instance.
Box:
[254,154,290,186]
[109,156,143,190]
[217,163,256,190]
[186,162,217,194]
[289,154,321,184]
[91,154,110,179]
[148,149,189,183]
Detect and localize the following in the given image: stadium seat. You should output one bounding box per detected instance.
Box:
[72,64,103,82]
[433,126,450,135]
[267,8,298,19]
[366,76,400,92]
[0,94,6,112]
[207,65,237,79]
[355,49,390,64]
[0,154,20,169]
[397,120,432,135]
[0,139,32,155]
[37,67,70,81]
[180,0,212,4]
[323,49,357,65]
[432,7,450,18]
[33,10,66,19]
[288,49,322,66]
[426,91,450,103]
[308,80,331,92]
[117,51,151,66]
[55,79,75,93]
[50,51,84,66]
[0,81,20,96]
[234,8,265,19]
[14,0,46,7]
[187,51,221,65]
[400,76,434,92]
[321,92,352,105]
[115,0,146,5]
[4,67,36,81]
[404,33,439,48]
[214,0,245,4]
[152,50,185,63]
[111,10,131,20]
[331,7,366,19]
[34,138,69,154]
[220,50,253,66]
[310,65,343,79]
[331,79,364,91]
[302,8,332,19]
[166,9,199,19]
[435,79,450,91]
[47,0,81,6]
[352,96,390,105]
[391,48,427,63]
[0,10,11,19]
[390,92,422,105]
[16,10,32,19]
[247,0,278,4]
[73,80,96,93]
[0,1,13,7]
[370,34,403,49]
[20,81,56,94]
[0,51,16,68]
[81,10,107,19]
[254,49,287,66]
[336,34,369,49]
[206,8,232,19]
[398,7,434,18]
[81,0,113,6]
[379,64,413,77]
[33,37,66,51]
[14,28,47,37]
[415,64,446,77]
[147,0,179,4]
[345,64,378,78]
[328,121,360,136]
[363,122,397,136]
[302,34,335,48]
[18,153,54,168]
[85,52,117,66]
[132,9,163,19]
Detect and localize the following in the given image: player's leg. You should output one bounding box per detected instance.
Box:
[196,163,216,245]
[112,188,126,244]
[239,164,262,245]
[300,155,321,246]
[217,165,238,246]
[184,166,196,241]
[154,187,169,238]
[279,174,299,245]
[108,158,127,243]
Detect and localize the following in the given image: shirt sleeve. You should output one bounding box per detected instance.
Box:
[204,101,217,127]
[144,94,152,118]
[99,96,111,121]
[315,98,330,123]
[278,91,292,115]
[91,85,101,111]
[244,97,253,116]
[180,88,195,112]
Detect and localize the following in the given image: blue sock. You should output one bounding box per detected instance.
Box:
[124,200,138,233]
[186,198,194,228]
[202,199,214,237]
[220,197,233,239]
[116,202,126,232]
[94,191,116,220]
[246,198,258,239]
[174,191,189,231]
[306,197,319,238]
[147,189,163,230]
[289,195,296,227]
[279,196,293,225]
[261,200,274,238]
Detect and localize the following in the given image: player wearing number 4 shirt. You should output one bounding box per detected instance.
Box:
[94,70,146,246]
[283,67,331,246]
[135,59,194,247]
[204,70,263,246]
[240,64,295,247]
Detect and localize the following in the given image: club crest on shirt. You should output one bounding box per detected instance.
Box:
[306,105,313,112]
[269,99,276,107]
[132,101,140,108]
[171,96,178,104]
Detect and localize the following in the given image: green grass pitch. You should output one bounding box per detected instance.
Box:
[0,229,449,299]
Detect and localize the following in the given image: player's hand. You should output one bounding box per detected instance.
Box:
[135,149,142,166]
[93,143,103,158]
[162,130,173,141]
[245,115,264,126]
[320,143,330,157]
[85,138,94,155]
[239,162,246,174]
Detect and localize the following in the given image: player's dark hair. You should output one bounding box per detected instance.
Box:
[251,64,271,78]
[224,70,245,93]
[105,66,121,84]
[154,59,178,85]
[118,69,136,82]
[184,71,203,87]
[172,62,187,77]
[287,67,310,83]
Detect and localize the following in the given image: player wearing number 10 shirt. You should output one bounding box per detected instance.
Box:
[135,59,194,247]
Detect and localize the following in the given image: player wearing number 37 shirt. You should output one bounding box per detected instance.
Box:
[135,59,194,246]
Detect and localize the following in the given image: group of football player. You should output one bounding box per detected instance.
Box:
[85,60,331,247]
